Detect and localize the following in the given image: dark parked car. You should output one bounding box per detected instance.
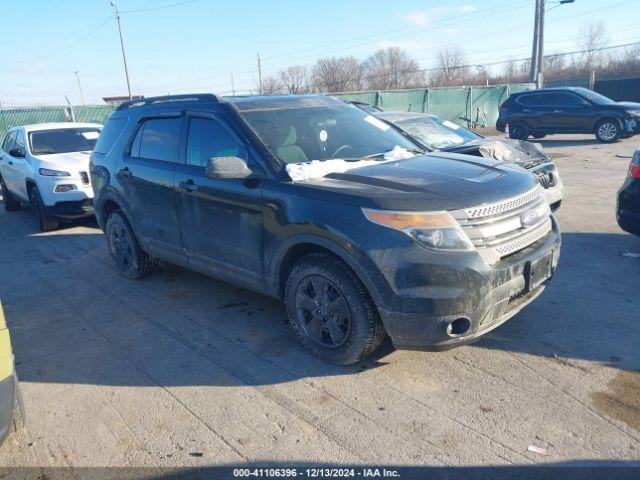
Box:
[617,148,640,236]
[91,94,560,364]
[497,87,640,143]
[372,111,564,210]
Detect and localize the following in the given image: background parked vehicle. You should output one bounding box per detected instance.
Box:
[371,110,564,210]
[0,123,101,231]
[0,301,25,447]
[92,94,560,364]
[496,87,640,143]
[617,148,640,236]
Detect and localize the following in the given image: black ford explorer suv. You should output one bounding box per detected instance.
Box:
[91,94,561,365]
[497,87,640,143]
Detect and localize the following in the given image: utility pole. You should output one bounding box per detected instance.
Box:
[230,74,236,96]
[74,70,86,105]
[537,0,546,88]
[530,0,540,84]
[257,54,263,95]
[110,0,133,99]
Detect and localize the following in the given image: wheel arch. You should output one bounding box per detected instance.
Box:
[270,235,384,309]
[592,115,623,133]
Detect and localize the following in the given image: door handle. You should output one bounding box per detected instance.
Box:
[118,167,132,177]
[179,179,199,192]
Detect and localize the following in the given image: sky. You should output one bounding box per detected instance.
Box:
[1,0,639,106]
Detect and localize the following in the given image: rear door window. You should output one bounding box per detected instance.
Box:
[554,93,584,107]
[186,117,246,167]
[131,117,182,162]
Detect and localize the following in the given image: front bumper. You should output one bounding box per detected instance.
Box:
[544,181,564,209]
[370,217,561,350]
[45,198,94,220]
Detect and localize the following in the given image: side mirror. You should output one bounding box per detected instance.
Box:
[206,156,254,180]
[8,147,25,158]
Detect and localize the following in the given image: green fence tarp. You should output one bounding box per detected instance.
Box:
[333,83,535,128]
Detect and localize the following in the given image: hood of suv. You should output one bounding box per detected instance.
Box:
[612,101,640,110]
[33,151,92,171]
[293,152,538,211]
[440,138,550,169]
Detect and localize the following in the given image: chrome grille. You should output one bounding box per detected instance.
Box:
[532,163,558,190]
[461,187,541,218]
[452,186,552,264]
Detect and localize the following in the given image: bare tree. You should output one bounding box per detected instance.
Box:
[363,47,425,90]
[312,56,365,92]
[430,47,470,86]
[279,66,311,94]
[574,21,609,74]
[261,75,284,94]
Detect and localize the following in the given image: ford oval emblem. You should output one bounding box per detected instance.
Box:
[520,210,540,228]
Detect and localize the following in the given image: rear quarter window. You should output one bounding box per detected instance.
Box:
[94,117,127,154]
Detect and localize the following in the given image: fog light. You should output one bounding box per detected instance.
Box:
[55,184,76,193]
[446,317,471,337]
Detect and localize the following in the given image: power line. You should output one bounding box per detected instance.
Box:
[120,0,198,14]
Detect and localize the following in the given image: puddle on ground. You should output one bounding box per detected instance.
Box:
[592,370,640,431]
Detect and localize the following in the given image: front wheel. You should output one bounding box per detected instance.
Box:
[284,253,385,365]
[105,210,157,279]
[595,119,621,143]
[28,186,58,231]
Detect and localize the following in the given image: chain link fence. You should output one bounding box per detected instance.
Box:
[0,105,115,139]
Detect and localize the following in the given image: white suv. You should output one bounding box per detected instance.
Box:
[0,122,102,231]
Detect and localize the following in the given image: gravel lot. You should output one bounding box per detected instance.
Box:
[0,135,638,470]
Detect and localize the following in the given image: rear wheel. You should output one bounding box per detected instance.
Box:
[1,177,21,212]
[509,122,530,140]
[284,253,385,365]
[595,119,621,143]
[105,210,157,279]
[28,185,58,231]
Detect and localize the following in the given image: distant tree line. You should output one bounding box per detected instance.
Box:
[258,22,640,94]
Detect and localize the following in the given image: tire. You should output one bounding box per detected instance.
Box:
[284,253,385,365]
[28,185,59,231]
[509,122,530,140]
[595,119,621,143]
[532,133,546,139]
[0,177,21,212]
[105,210,157,279]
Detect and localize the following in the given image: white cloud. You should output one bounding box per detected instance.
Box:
[403,10,430,27]
[442,28,458,36]
[456,4,477,13]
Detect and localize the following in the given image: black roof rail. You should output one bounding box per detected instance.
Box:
[116,93,220,111]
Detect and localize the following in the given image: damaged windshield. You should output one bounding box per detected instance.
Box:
[394,116,481,150]
[237,102,419,164]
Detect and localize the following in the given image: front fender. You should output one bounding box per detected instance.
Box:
[265,231,386,310]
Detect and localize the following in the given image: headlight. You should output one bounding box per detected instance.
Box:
[362,209,474,251]
[627,109,640,117]
[39,168,70,177]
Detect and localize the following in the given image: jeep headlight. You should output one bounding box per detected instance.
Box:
[362,209,474,251]
[39,168,70,177]
[626,109,640,117]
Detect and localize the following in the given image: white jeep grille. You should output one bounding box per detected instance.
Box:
[452,186,552,264]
